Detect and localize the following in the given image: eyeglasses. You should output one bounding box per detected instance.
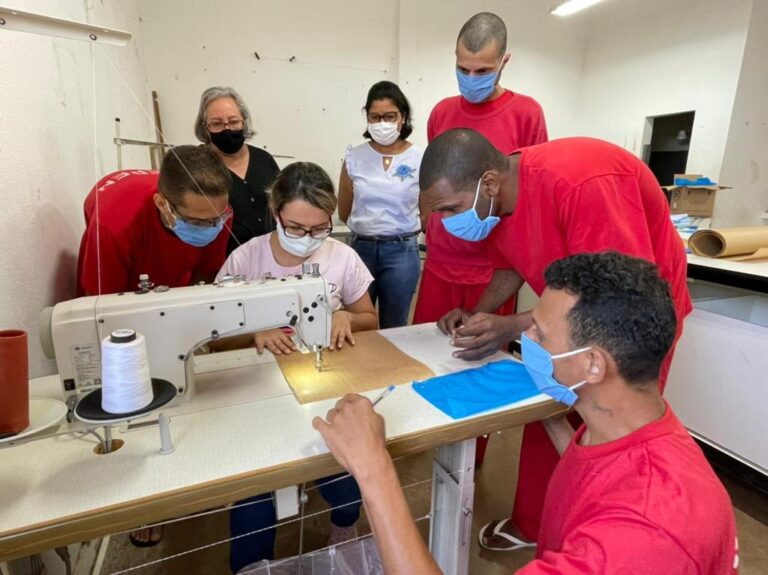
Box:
[206,118,244,133]
[366,112,400,124]
[163,194,233,228]
[277,213,333,239]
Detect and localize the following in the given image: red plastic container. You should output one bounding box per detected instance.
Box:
[0,330,29,436]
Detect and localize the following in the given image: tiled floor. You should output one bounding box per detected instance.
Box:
[102,425,768,574]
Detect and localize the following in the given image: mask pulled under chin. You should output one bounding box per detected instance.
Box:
[210,129,245,154]
[276,221,326,257]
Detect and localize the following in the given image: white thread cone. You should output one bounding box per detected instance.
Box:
[101,329,153,414]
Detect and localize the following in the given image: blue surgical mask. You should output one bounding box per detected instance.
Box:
[442,178,500,242]
[168,214,225,247]
[521,333,592,407]
[456,61,503,104]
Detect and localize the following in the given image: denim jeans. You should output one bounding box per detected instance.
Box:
[229,473,361,573]
[351,235,421,329]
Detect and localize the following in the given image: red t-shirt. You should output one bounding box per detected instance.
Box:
[518,406,738,574]
[487,137,692,332]
[425,90,548,284]
[77,170,228,296]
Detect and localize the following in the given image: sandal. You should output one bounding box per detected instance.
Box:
[478,518,536,551]
[129,525,163,548]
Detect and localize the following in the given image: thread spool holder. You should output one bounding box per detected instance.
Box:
[74,378,177,455]
[79,412,173,455]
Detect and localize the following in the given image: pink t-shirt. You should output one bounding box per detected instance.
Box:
[217,234,373,312]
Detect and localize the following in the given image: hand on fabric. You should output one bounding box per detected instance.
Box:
[437,307,472,336]
[450,312,519,360]
[253,328,297,355]
[313,394,390,482]
[330,310,356,350]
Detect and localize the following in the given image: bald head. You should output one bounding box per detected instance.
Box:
[420,129,509,193]
[457,12,507,57]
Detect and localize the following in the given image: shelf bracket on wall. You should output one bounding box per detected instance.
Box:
[0,6,131,46]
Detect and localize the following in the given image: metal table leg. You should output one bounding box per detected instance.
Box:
[429,439,476,575]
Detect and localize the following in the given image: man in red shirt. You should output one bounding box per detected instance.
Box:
[77,145,232,296]
[425,130,693,550]
[414,10,548,469]
[413,11,548,325]
[313,252,737,575]
[77,145,232,547]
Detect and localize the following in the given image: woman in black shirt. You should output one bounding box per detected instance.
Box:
[194,86,280,254]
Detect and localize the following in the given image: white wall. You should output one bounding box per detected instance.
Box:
[577,0,752,180]
[137,0,399,187]
[2,0,763,379]
[398,0,588,148]
[0,0,152,377]
[716,0,768,227]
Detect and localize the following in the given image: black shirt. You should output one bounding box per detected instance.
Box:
[226,145,280,254]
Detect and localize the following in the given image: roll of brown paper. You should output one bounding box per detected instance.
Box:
[0,330,30,436]
[689,227,768,258]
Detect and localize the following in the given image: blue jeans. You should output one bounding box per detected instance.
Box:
[229,473,361,573]
[352,235,421,329]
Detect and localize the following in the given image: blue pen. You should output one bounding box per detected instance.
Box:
[372,384,396,407]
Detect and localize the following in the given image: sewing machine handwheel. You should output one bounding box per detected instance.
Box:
[74,378,177,423]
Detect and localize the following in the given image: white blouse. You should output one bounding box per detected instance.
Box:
[344,142,423,236]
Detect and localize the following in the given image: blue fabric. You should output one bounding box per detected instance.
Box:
[229,473,361,573]
[352,235,420,329]
[674,176,716,186]
[412,359,541,419]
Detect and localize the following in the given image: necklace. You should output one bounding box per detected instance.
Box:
[383,156,393,169]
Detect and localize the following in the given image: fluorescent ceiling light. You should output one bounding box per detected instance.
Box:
[550,0,608,17]
[0,6,130,45]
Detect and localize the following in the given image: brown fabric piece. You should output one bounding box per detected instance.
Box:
[276,331,434,404]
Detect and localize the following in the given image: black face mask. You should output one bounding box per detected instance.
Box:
[210,129,245,155]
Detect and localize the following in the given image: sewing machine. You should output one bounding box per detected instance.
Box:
[39,272,332,410]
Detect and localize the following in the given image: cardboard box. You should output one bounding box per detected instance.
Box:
[662,173,730,217]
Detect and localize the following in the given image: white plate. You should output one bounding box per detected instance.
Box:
[0,398,68,444]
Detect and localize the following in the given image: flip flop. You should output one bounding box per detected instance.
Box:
[478,518,536,551]
[129,526,163,548]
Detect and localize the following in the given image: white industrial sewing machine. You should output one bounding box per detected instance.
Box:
[39,270,332,412]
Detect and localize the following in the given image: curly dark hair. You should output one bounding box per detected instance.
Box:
[544,252,677,386]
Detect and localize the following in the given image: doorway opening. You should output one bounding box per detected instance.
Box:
[641,111,695,185]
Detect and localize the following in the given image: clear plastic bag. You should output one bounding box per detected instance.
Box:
[239,536,383,575]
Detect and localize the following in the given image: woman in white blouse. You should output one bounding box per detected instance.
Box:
[338,81,423,328]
